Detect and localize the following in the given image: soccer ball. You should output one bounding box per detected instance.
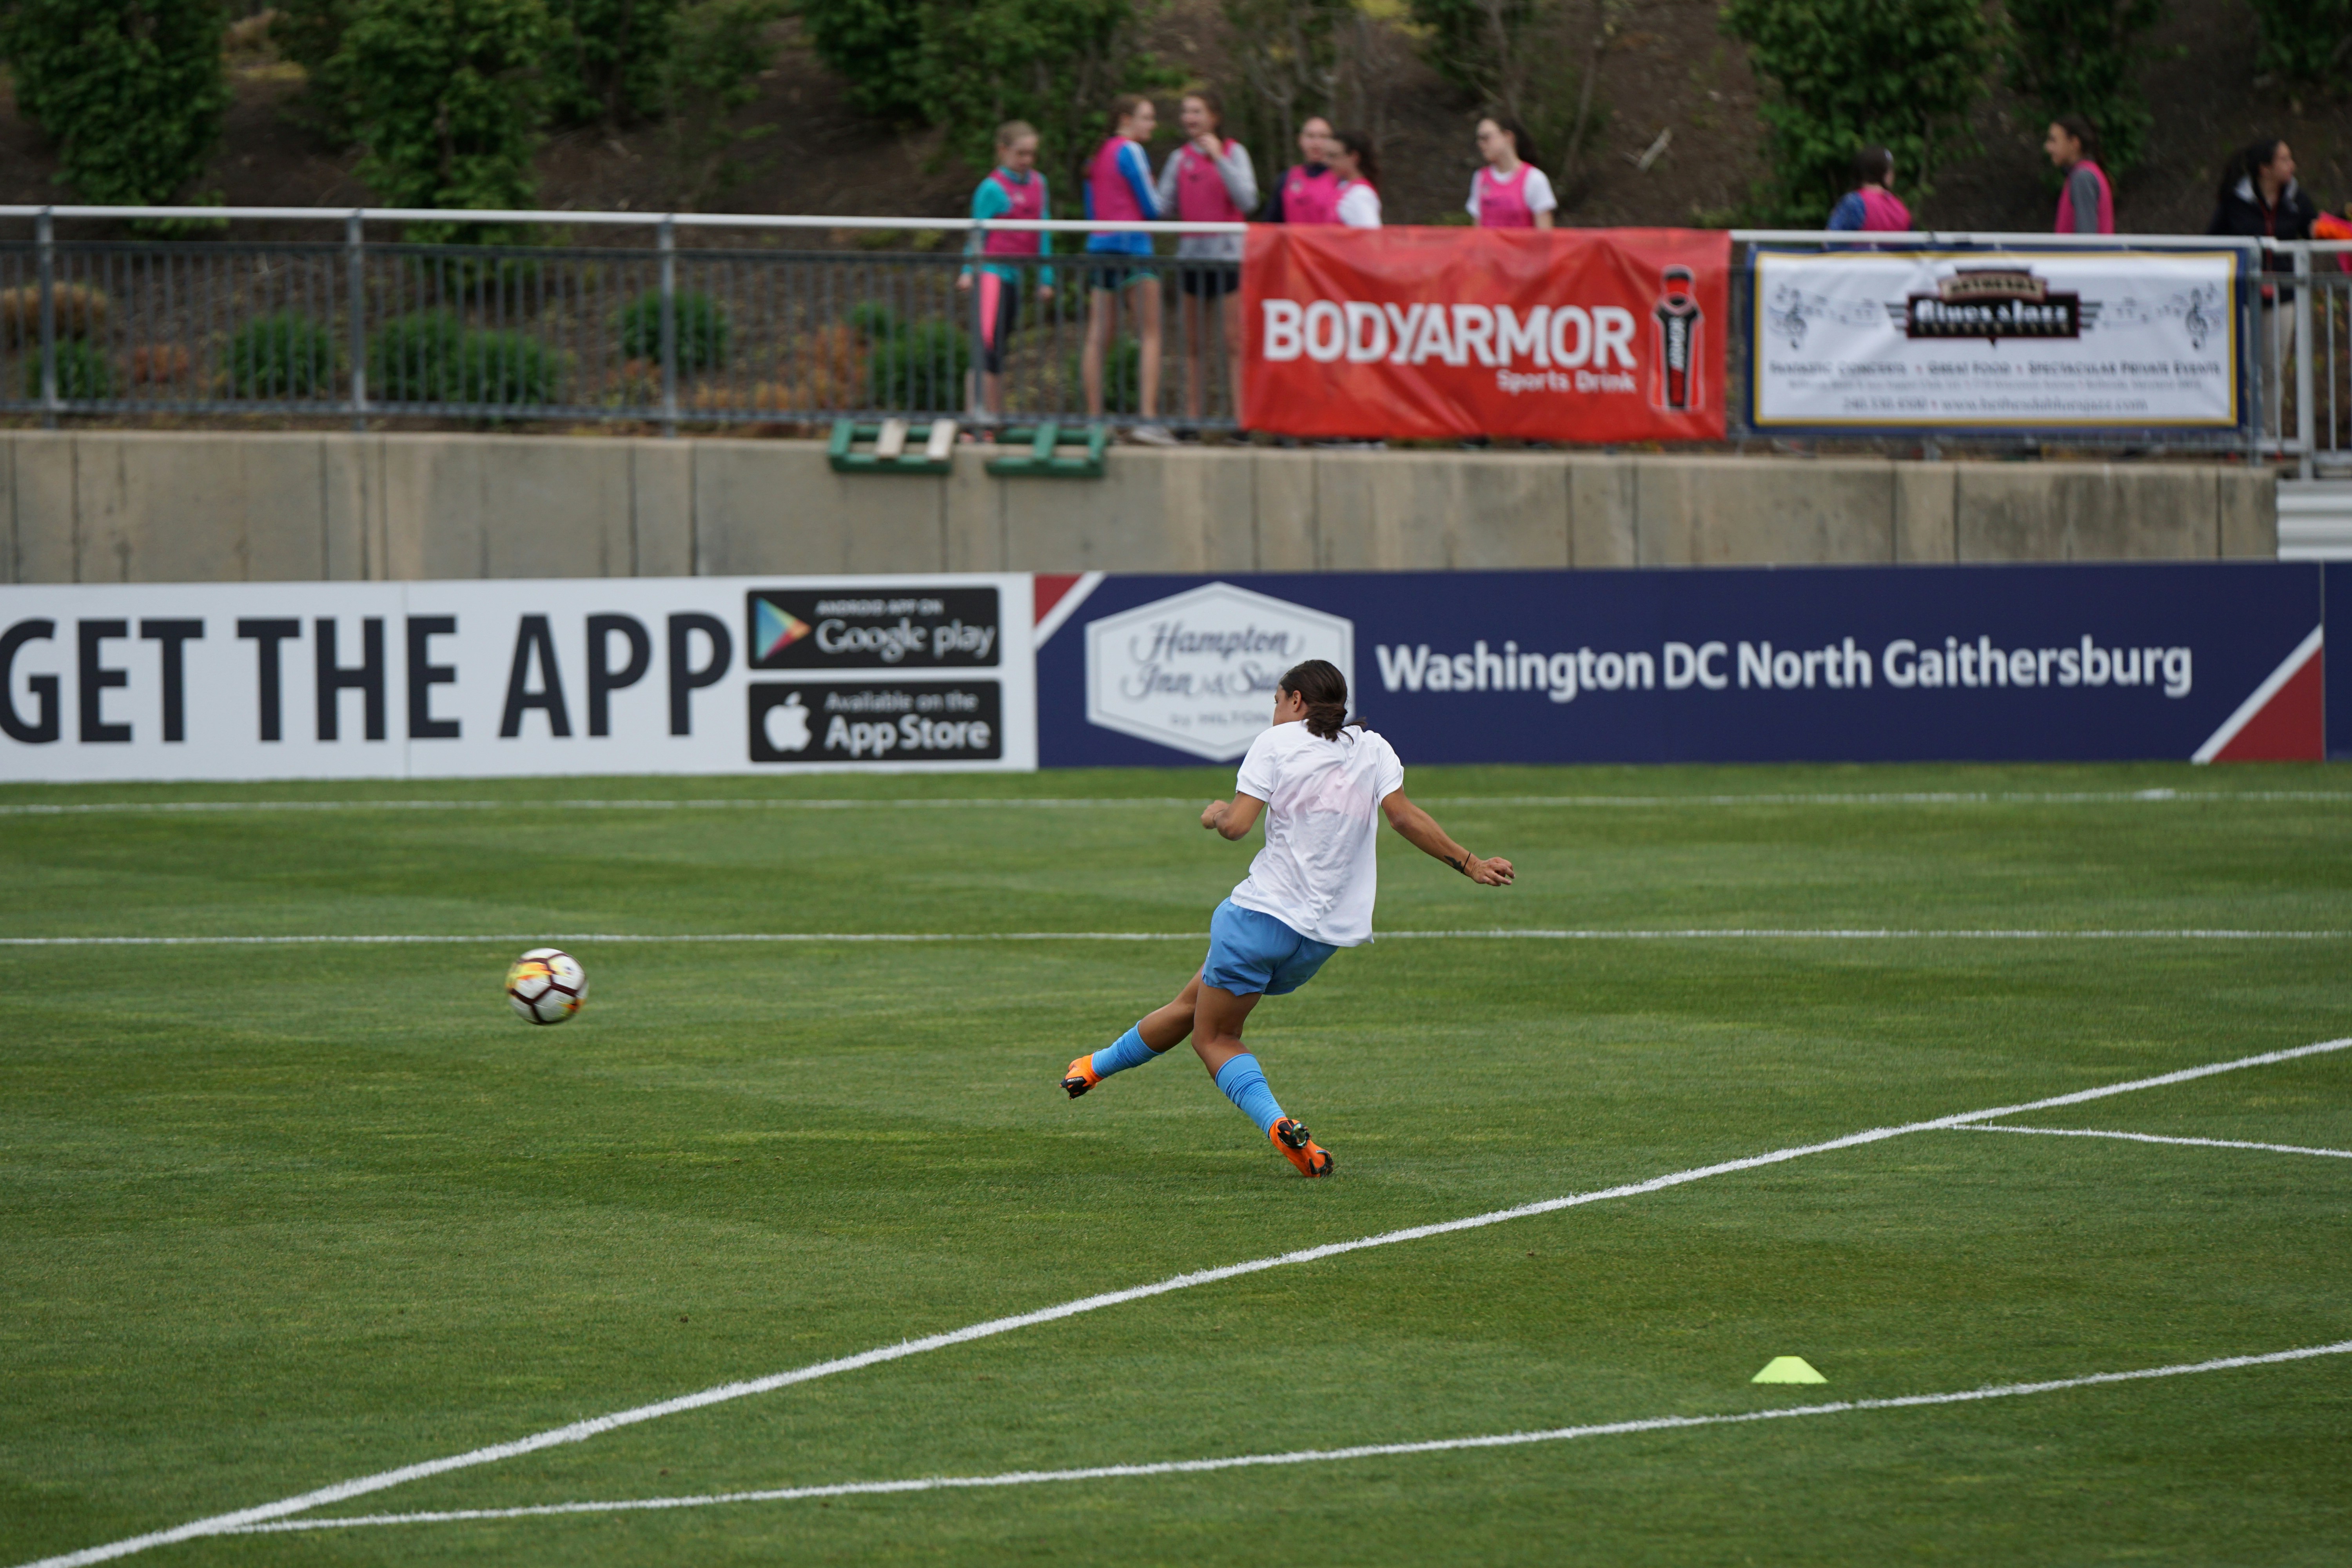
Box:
[507,947,587,1025]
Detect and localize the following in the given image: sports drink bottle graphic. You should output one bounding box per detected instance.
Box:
[1652,265,1703,414]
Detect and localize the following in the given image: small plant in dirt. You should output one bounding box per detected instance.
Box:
[368,310,470,400]
[227,312,343,399]
[24,339,114,401]
[615,290,732,372]
[0,283,109,346]
[460,329,563,404]
[851,302,970,411]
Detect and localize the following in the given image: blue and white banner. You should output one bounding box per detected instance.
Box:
[1034,564,2323,766]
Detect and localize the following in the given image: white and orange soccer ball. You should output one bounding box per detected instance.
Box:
[506,947,587,1024]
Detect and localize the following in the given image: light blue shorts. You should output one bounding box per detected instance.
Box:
[1200,899,1338,998]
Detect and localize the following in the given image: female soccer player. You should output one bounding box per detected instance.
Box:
[1468,114,1557,229]
[1062,659,1515,1177]
[1155,90,1256,425]
[1329,131,1382,228]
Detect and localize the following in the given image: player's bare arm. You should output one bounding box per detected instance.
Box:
[1200,793,1265,839]
[1380,790,1515,886]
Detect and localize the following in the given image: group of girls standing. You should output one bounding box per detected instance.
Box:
[962,100,1558,434]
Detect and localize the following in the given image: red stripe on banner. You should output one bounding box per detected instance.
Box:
[1034,574,1082,627]
[2211,646,2325,761]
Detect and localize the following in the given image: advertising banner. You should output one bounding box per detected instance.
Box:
[1034,565,2323,767]
[1751,249,2243,432]
[0,574,1034,780]
[1241,226,1731,442]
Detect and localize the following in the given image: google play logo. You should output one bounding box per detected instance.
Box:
[756,600,812,662]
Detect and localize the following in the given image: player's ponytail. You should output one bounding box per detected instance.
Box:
[1279,658,1365,741]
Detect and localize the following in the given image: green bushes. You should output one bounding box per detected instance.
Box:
[1721,0,1993,225]
[25,340,114,401]
[0,0,232,205]
[2246,0,2352,82]
[369,310,561,403]
[341,0,556,236]
[615,290,732,372]
[2006,0,2163,175]
[227,313,343,399]
[802,0,1169,191]
[851,303,969,410]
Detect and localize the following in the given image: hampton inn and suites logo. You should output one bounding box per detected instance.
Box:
[1084,583,1354,761]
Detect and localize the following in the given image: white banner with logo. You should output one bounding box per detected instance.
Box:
[1751,249,2241,430]
[0,575,1034,780]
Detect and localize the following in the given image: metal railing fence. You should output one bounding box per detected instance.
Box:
[0,205,2328,463]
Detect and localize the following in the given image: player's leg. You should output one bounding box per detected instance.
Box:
[1063,965,1203,1097]
[1082,280,1113,416]
[1192,903,1335,1176]
[1131,272,1163,420]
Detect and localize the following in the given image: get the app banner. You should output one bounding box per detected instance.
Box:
[1240,226,1730,441]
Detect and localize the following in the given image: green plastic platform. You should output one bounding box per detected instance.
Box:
[828,418,955,474]
[983,421,1109,479]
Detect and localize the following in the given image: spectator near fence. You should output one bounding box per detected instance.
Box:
[1263,117,1341,224]
[2209,136,2319,431]
[2044,117,2114,235]
[1156,90,1256,428]
[1331,131,1381,228]
[1468,116,1556,229]
[958,121,1055,424]
[1826,146,1911,232]
[1084,95,1171,443]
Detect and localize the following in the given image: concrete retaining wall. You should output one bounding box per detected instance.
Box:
[0,431,2276,583]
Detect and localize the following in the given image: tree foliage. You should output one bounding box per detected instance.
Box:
[797,0,928,122]
[1721,0,1993,225]
[2005,0,2161,174]
[547,0,680,127]
[2244,0,2352,82]
[0,0,232,204]
[918,0,1172,193]
[338,0,555,234]
[657,0,786,205]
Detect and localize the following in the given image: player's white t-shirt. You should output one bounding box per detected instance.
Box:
[1227,720,1405,947]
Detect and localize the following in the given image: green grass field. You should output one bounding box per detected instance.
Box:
[5,762,2350,1566]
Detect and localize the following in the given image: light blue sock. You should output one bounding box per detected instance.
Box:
[1212,1053,1286,1135]
[1090,1024,1160,1080]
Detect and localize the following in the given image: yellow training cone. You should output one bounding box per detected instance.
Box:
[1752,1356,1827,1384]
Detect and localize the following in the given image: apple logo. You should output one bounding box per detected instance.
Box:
[764,693,812,752]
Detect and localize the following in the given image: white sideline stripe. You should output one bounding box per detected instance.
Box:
[4,929,2348,949]
[2,789,2348,817]
[227,1339,2352,1534]
[1958,1124,2352,1160]
[18,1035,2348,1568]
[2192,625,2325,763]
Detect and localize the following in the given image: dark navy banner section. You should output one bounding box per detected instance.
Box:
[1038,563,2323,766]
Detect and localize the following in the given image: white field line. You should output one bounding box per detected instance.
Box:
[18,1034,2349,1568]
[229,1339,2352,1535]
[4,929,2348,949]
[1958,1124,2352,1160]
[1,789,2349,818]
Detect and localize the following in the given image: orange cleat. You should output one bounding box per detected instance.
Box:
[1062,1054,1102,1099]
[1270,1117,1333,1177]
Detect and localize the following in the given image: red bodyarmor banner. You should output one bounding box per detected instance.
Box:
[1240,225,1730,441]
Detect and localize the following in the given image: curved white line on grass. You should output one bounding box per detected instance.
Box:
[4,929,2347,949]
[228,1339,2352,1534]
[1959,1124,2352,1159]
[18,1036,2350,1568]
[2,789,2348,817]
